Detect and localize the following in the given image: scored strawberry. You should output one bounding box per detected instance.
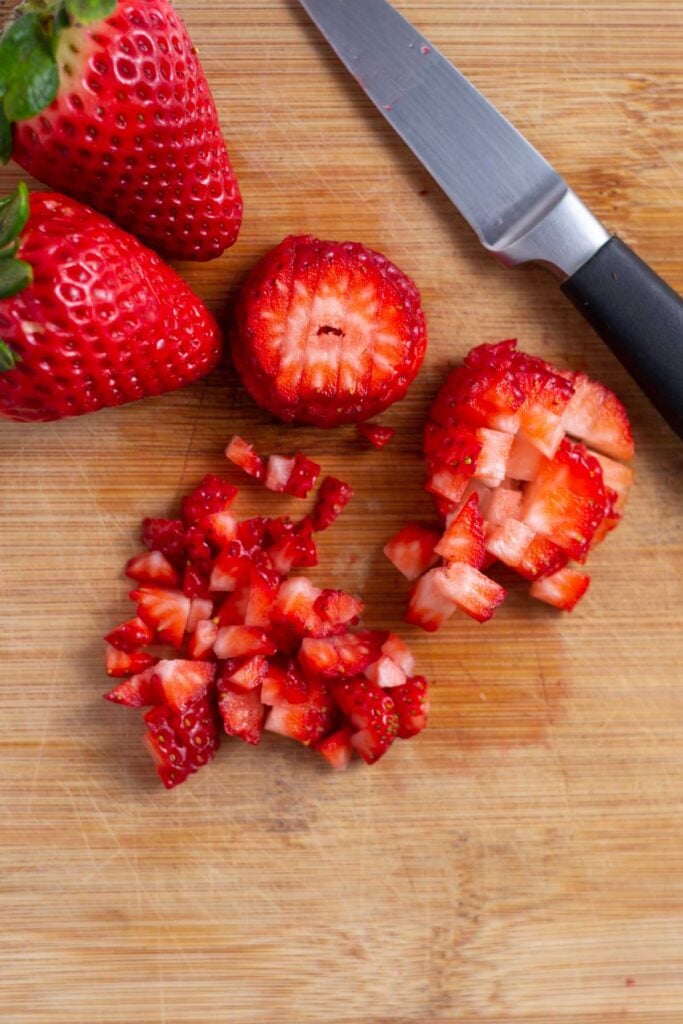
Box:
[314,727,354,770]
[530,567,591,611]
[358,424,396,449]
[145,696,220,789]
[225,436,266,481]
[265,681,336,746]
[217,683,264,746]
[391,677,430,739]
[105,617,154,654]
[133,586,191,649]
[214,626,277,660]
[434,494,485,567]
[435,563,507,624]
[232,235,427,427]
[125,550,180,588]
[330,677,399,765]
[141,518,187,569]
[105,645,157,679]
[384,523,441,581]
[310,477,354,532]
[299,631,388,681]
[182,475,238,527]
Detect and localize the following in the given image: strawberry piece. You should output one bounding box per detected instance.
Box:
[406,568,459,632]
[125,550,180,588]
[244,567,281,629]
[391,677,430,739]
[266,518,319,573]
[184,527,214,575]
[133,587,191,649]
[313,590,364,631]
[264,455,296,493]
[530,567,591,611]
[426,466,470,506]
[225,437,266,481]
[365,655,407,689]
[384,524,441,581]
[424,421,482,473]
[210,549,251,593]
[518,534,567,581]
[484,486,523,526]
[105,645,157,679]
[522,481,603,561]
[215,587,250,628]
[310,477,354,531]
[105,660,215,712]
[265,681,336,746]
[261,658,310,706]
[513,351,575,457]
[186,598,214,633]
[563,374,634,461]
[182,562,212,600]
[223,656,269,692]
[187,619,218,661]
[299,631,388,681]
[272,577,322,638]
[434,495,485,567]
[7,1,242,262]
[591,452,634,512]
[217,683,265,745]
[237,518,272,555]
[381,635,416,677]
[474,428,514,487]
[232,235,427,426]
[435,563,506,623]
[314,727,354,770]
[141,518,187,569]
[285,453,322,498]
[182,475,238,527]
[358,423,396,449]
[144,696,220,789]
[505,434,546,482]
[0,190,222,424]
[330,678,399,765]
[204,512,238,549]
[214,626,277,659]
[486,519,566,581]
[105,617,154,654]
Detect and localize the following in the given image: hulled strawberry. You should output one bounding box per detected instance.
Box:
[0,186,221,422]
[0,0,242,260]
[232,235,427,427]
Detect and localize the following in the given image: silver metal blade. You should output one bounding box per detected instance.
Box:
[299,0,608,277]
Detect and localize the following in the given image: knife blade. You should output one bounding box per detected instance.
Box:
[299,0,683,439]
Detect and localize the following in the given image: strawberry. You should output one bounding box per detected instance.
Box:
[310,477,354,531]
[266,518,318,573]
[216,683,264,746]
[225,436,266,481]
[187,618,218,661]
[182,562,211,600]
[358,423,396,449]
[264,455,296,494]
[213,625,277,660]
[141,518,186,569]
[405,568,458,633]
[184,527,214,575]
[284,453,322,498]
[105,616,154,653]
[0,187,221,422]
[105,659,215,711]
[232,235,427,427]
[314,726,354,770]
[133,586,190,648]
[563,373,634,461]
[222,656,268,692]
[365,655,406,690]
[434,494,485,567]
[145,696,220,788]
[186,597,214,633]
[530,567,591,611]
[182,476,238,527]
[125,550,179,588]
[105,644,157,678]
[435,563,506,623]
[299,631,388,681]
[0,1,242,261]
[330,677,399,765]
[483,486,523,526]
[261,658,310,706]
[265,681,336,746]
[391,677,430,739]
[383,523,440,581]
[313,590,364,631]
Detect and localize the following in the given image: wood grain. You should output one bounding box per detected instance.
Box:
[1,1,682,1021]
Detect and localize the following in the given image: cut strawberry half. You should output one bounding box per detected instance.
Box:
[435,563,506,623]
[225,436,266,481]
[391,677,430,739]
[310,477,354,531]
[217,682,264,745]
[214,626,277,659]
[105,617,154,654]
[133,587,191,649]
[144,696,220,789]
[299,631,388,681]
[330,677,399,765]
[125,550,180,588]
[530,567,590,611]
[434,494,485,567]
[182,475,238,527]
[384,523,441,581]
[265,680,336,746]
[141,518,187,569]
[105,645,157,679]
[314,726,354,770]
[358,423,396,449]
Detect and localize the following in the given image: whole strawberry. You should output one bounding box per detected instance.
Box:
[232,235,427,427]
[0,0,242,261]
[0,184,222,422]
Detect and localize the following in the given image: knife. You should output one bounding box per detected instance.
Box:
[298,0,683,440]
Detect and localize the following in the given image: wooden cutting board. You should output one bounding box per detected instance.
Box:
[1,2,682,1021]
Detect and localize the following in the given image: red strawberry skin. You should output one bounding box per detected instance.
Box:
[11,1,242,261]
[232,236,427,427]
[0,193,222,423]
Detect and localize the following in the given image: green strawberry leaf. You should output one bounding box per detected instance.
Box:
[0,104,12,164]
[0,339,20,372]
[0,182,30,249]
[0,256,32,298]
[0,14,59,122]
[64,0,117,24]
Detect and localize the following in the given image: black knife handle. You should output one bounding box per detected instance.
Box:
[562,237,683,440]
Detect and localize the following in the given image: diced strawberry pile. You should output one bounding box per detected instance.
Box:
[104,449,430,788]
[385,341,634,629]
